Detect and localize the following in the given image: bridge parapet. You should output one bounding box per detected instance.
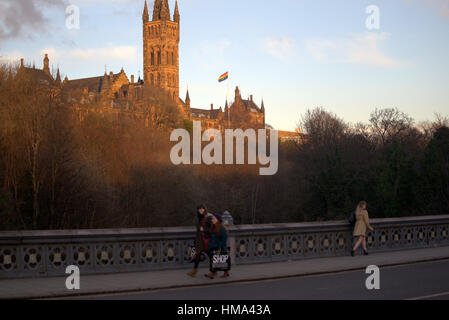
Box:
[1,215,448,279]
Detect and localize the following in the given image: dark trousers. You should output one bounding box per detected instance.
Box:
[193,250,212,269]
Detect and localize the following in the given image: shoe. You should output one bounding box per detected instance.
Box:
[205,272,217,279]
[351,250,355,257]
[363,250,369,256]
[220,272,230,278]
[187,269,197,277]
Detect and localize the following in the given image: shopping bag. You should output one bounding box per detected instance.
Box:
[210,248,231,272]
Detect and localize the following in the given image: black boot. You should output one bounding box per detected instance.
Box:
[363,250,369,256]
[351,250,355,257]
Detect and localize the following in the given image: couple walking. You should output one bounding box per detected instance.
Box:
[187,204,230,279]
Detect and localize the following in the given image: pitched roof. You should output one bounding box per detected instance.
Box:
[191,108,221,120]
[241,99,261,113]
[64,73,120,93]
[18,67,54,85]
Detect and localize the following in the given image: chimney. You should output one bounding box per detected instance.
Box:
[20,58,24,68]
[211,103,214,110]
[131,75,135,83]
[250,95,253,102]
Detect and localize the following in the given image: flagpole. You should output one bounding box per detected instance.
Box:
[227,69,230,128]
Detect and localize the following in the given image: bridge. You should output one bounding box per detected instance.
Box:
[0,214,448,299]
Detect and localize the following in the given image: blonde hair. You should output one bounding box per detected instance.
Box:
[356,201,367,215]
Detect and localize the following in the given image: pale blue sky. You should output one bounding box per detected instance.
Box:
[1,0,448,131]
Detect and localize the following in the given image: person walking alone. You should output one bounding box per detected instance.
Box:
[351,201,374,256]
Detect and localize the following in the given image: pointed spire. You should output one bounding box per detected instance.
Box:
[174,0,180,23]
[152,0,161,20]
[143,0,149,22]
[185,89,190,105]
[55,68,61,84]
[160,0,170,20]
[261,99,265,112]
[102,72,110,92]
[225,99,229,110]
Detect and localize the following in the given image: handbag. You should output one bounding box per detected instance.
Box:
[210,248,231,272]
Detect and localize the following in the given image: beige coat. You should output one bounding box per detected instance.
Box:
[353,209,373,237]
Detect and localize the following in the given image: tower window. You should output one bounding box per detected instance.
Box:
[157,51,161,65]
[151,52,154,65]
[171,52,174,65]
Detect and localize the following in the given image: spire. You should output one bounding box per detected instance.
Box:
[261,99,265,112]
[143,0,149,22]
[225,99,229,110]
[152,0,161,20]
[235,86,241,100]
[102,72,110,91]
[55,68,61,84]
[185,89,190,105]
[174,0,180,23]
[160,0,170,20]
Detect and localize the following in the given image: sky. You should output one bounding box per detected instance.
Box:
[1,0,448,131]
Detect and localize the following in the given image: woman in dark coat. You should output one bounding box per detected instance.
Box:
[205,214,230,279]
[187,204,212,277]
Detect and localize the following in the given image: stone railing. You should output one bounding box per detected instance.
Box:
[1,215,448,279]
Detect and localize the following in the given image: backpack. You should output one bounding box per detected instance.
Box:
[348,211,356,227]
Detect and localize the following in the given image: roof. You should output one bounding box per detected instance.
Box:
[18,67,55,85]
[191,108,222,120]
[64,73,120,93]
[239,99,263,113]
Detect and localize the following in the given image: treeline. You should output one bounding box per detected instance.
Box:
[0,64,448,230]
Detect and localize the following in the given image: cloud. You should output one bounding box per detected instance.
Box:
[0,51,25,65]
[306,32,407,68]
[0,0,68,42]
[263,37,295,61]
[70,45,138,61]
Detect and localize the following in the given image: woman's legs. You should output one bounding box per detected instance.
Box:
[193,251,202,269]
[362,237,368,251]
[353,236,364,251]
[188,250,204,277]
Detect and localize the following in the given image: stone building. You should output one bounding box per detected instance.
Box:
[18,0,267,133]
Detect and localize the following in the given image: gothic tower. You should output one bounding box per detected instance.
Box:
[142,0,180,100]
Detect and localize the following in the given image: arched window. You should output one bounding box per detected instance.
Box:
[157,50,161,65]
[166,51,169,65]
[157,73,161,86]
[171,52,175,65]
[151,50,154,65]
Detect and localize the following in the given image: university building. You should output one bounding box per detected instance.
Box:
[16,1,302,140]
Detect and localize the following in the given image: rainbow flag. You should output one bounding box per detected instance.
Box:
[218,72,229,82]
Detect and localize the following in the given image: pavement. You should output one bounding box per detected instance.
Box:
[1,246,448,300]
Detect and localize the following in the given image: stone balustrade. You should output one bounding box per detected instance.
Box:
[1,214,448,279]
